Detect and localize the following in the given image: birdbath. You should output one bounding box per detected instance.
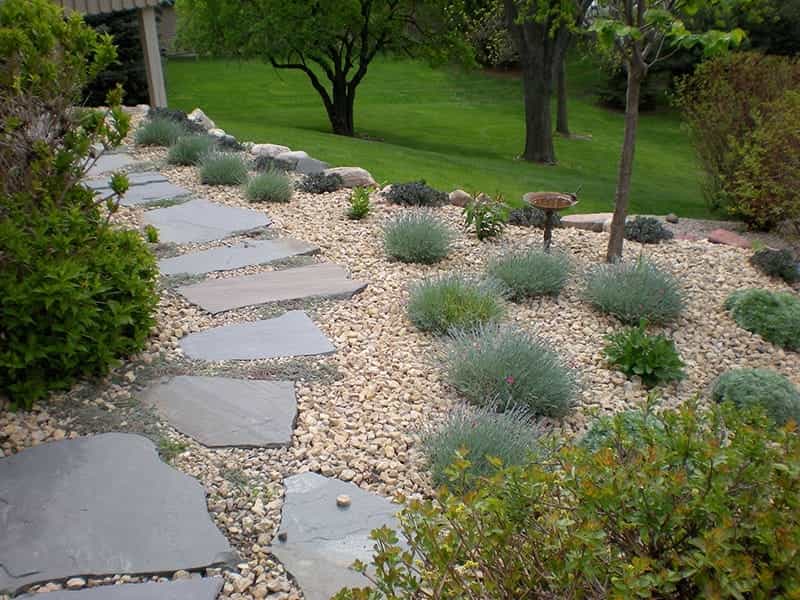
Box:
[523,191,578,252]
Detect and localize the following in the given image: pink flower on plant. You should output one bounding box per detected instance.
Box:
[505,375,515,385]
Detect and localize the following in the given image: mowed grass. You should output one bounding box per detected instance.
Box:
[165,56,710,217]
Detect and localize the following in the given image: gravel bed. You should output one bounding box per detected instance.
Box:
[2,109,800,600]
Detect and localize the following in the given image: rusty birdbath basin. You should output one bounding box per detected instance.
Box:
[523,191,579,252]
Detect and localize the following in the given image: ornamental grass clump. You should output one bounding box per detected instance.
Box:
[584,258,684,324]
[245,169,293,203]
[421,404,541,491]
[167,135,215,166]
[488,249,571,300]
[725,288,800,351]
[713,368,800,426]
[445,325,577,418]
[199,152,249,186]
[383,211,453,264]
[407,275,505,335]
[135,116,187,147]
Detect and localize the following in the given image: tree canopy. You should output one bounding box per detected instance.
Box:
[177,0,471,136]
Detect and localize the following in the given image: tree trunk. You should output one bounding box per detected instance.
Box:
[328,78,355,136]
[556,55,569,136]
[520,53,555,163]
[606,62,644,263]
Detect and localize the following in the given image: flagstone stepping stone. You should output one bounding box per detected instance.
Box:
[178,263,367,314]
[158,238,319,276]
[0,433,235,594]
[85,171,191,207]
[180,310,334,361]
[86,153,136,177]
[141,376,296,448]
[18,578,223,600]
[144,199,270,244]
[271,473,399,600]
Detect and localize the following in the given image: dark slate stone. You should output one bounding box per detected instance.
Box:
[178,263,367,314]
[86,153,136,177]
[18,579,223,600]
[141,376,297,448]
[144,199,270,244]
[158,238,319,276]
[271,473,399,600]
[0,434,235,594]
[179,311,334,361]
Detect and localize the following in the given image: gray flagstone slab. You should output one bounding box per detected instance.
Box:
[271,473,399,600]
[158,238,319,276]
[177,263,366,314]
[179,310,334,361]
[141,376,297,448]
[144,199,270,244]
[85,171,168,191]
[0,434,235,594]
[18,578,223,600]
[85,172,190,207]
[86,153,136,176]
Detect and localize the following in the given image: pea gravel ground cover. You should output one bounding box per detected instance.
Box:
[2,109,800,600]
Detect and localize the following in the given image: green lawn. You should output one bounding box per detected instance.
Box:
[165,56,711,217]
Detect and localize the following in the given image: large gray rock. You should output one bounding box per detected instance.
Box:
[144,199,270,244]
[86,153,136,176]
[18,578,223,600]
[158,238,319,276]
[188,108,216,131]
[88,172,191,207]
[275,151,328,175]
[180,310,334,361]
[0,434,234,594]
[251,144,291,158]
[141,376,297,448]
[178,263,367,314]
[323,167,376,188]
[271,473,399,600]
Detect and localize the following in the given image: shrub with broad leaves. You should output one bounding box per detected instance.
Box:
[602,320,685,388]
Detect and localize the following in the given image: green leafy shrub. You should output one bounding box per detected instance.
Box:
[508,204,561,228]
[336,403,800,599]
[712,368,800,426]
[421,404,540,491]
[135,116,187,147]
[725,288,800,351]
[445,325,577,418]
[624,216,674,244]
[487,249,570,300]
[580,407,664,452]
[384,181,447,207]
[463,193,508,240]
[245,169,293,203]
[297,172,344,194]
[585,258,684,325]
[407,275,505,335]
[199,152,249,186]
[347,186,371,220]
[602,321,685,388]
[675,52,800,219]
[167,135,215,166]
[144,224,159,243]
[1,202,158,407]
[728,90,800,231]
[384,212,452,264]
[750,248,800,283]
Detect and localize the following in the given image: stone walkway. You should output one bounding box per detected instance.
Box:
[1,149,397,600]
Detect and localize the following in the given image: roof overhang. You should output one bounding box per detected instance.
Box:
[57,0,161,15]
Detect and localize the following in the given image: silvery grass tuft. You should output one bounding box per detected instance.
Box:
[167,135,215,166]
[445,324,577,418]
[421,404,542,490]
[199,151,249,186]
[488,248,572,300]
[135,117,187,147]
[245,169,293,203]
[383,210,453,264]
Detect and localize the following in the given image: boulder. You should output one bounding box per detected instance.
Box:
[251,144,291,158]
[707,228,750,249]
[449,189,473,208]
[665,213,679,224]
[276,151,328,175]
[323,167,376,188]
[208,128,226,138]
[188,108,215,131]
[562,213,614,233]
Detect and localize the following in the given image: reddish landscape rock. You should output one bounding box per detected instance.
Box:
[707,229,751,249]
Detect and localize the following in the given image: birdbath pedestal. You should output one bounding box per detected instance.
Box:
[523,192,579,252]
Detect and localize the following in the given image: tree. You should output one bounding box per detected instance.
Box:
[176,0,469,137]
[592,0,744,262]
[503,0,591,163]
